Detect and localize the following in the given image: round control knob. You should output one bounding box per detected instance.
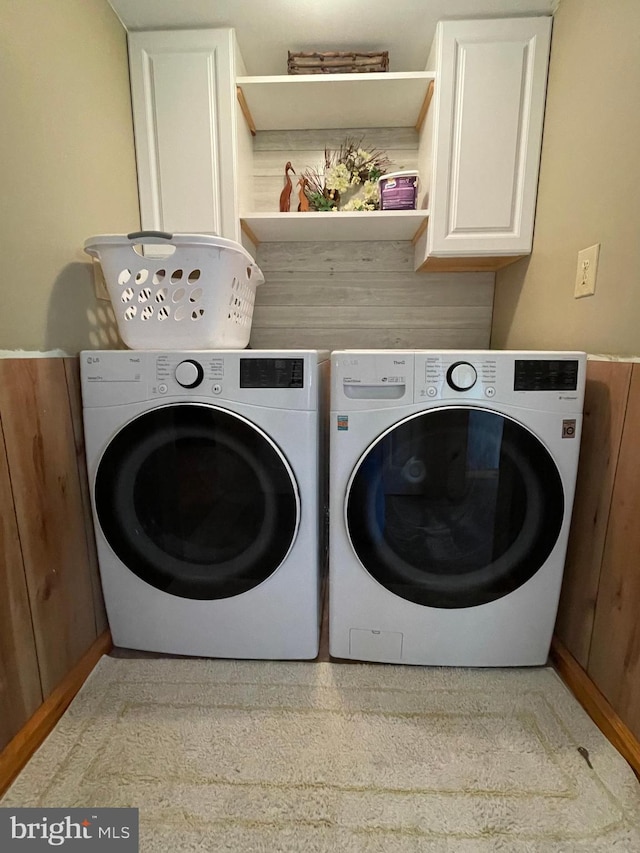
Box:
[175,359,204,389]
[447,361,478,392]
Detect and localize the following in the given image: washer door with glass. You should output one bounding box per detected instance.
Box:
[346,407,564,609]
[95,404,299,600]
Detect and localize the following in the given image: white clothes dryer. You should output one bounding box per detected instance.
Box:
[81,349,328,659]
[329,350,586,666]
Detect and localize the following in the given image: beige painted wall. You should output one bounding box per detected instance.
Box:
[0,0,139,352]
[491,0,640,356]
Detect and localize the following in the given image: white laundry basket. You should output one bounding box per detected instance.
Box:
[84,231,264,349]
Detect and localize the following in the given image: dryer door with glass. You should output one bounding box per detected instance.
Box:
[346,406,564,608]
[94,403,299,600]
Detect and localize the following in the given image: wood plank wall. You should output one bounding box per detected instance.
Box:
[555,359,640,740]
[249,127,494,351]
[0,418,42,748]
[251,242,494,351]
[252,128,420,213]
[0,357,106,752]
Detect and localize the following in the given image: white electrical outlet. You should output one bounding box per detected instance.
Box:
[574,243,600,298]
[92,259,111,302]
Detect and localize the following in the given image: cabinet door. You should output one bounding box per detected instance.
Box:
[128,29,240,241]
[427,18,551,258]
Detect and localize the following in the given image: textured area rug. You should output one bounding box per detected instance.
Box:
[3,658,640,851]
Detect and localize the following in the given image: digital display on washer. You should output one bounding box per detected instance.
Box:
[514,359,579,391]
[240,358,304,389]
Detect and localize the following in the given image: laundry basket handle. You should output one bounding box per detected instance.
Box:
[126,230,173,241]
[247,262,265,285]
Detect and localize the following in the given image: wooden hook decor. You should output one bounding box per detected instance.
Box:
[279,161,296,212]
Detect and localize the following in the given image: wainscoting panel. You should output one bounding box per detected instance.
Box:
[555,358,640,745]
[0,416,42,751]
[587,364,640,740]
[555,360,633,667]
[0,359,98,698]
[251,241,494,351]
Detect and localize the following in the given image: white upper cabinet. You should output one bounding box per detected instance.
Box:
[235,73,433,246]
[128,29,241,242]
[127,18,552,271]
[415,17,552,269]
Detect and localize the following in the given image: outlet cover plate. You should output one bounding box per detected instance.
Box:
[574,243,600,298]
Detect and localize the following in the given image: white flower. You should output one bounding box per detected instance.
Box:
[361,180,380,203]
[342,198,360,211]
[343,197,377,211]
[325,163,351,193]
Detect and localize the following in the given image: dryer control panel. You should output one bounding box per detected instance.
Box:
[80,350,328,411]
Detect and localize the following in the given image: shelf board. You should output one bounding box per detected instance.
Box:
[241,211,429,244]
[236,72,435,131]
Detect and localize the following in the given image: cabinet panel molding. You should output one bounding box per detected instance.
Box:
[149,50,221,232]
[449,40,526,232]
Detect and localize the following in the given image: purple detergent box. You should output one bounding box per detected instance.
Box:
[378,171,419,210]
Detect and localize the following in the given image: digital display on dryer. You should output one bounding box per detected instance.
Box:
[514,359,579,391]
[240,358,304,388]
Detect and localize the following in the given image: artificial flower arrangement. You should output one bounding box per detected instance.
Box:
[301,138,393,211]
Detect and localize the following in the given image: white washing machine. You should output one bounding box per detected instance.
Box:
[330,350,586,666]
[81,349,328,659]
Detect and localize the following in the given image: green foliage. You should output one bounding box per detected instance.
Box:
[307,191,336,212]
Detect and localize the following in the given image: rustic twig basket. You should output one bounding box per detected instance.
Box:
[287,51,389,75]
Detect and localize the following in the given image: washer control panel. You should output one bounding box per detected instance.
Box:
[446,361,478,392]
[175,359,204,388]
[336,351,413,405]
[414,352,583,405]
[331,350,585,413]
[416,353,497,401]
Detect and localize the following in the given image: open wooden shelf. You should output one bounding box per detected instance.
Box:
[240,210,429,244]
[236,72,435,131]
